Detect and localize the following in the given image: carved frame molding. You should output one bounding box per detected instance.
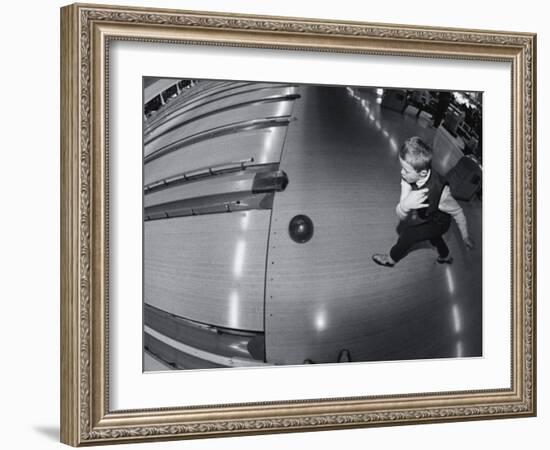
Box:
[61,3,536,446]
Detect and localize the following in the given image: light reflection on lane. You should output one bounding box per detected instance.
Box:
[240,211,250,231]
[315,309,327,332]
[228,290,240,329]
[228,212,253,330]
[455,340,464,357]
[445,266,455,295]
[259,128,275,164]
[389,138,399,152]
[452,303,462,334]
[232,239,246,278]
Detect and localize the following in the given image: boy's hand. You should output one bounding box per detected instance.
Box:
[400,188,429,212]
[463,237,475,250]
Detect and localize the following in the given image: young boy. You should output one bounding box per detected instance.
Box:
[372,136,474,267]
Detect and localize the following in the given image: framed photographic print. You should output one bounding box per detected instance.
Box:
[60,3,536,446]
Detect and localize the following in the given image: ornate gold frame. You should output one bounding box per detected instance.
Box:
[60,3,536,446]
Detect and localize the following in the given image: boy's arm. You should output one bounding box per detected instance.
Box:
[438,186,471,242]
[396,179,412,219]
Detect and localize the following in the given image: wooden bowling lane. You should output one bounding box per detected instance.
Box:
[145,84,298,143]
[144,166,263,209]
[145,210,270,331]
[265,85,482,365]
[145,81,248,131]
[144,125,288,186]
[145,98,295,157]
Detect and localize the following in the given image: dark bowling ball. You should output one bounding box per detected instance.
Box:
[288,215,314,244]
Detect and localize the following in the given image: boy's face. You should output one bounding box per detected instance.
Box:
[399,157,428,184]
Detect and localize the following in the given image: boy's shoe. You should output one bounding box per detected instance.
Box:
[372,253,395,267]
[436,255,454,264]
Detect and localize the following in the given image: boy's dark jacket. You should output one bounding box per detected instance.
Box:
[406,170,452,227]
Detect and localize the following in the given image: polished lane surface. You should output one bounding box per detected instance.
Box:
[265,86,482,365]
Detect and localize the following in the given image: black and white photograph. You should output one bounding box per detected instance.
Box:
[142,79,483,371]
[2,0,545,446]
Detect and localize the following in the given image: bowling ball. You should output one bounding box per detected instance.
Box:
[288,215,314,243]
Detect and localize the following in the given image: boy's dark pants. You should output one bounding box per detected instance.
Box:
[390,219,451,262]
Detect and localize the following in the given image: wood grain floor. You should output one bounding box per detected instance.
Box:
[265,86,482,364]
